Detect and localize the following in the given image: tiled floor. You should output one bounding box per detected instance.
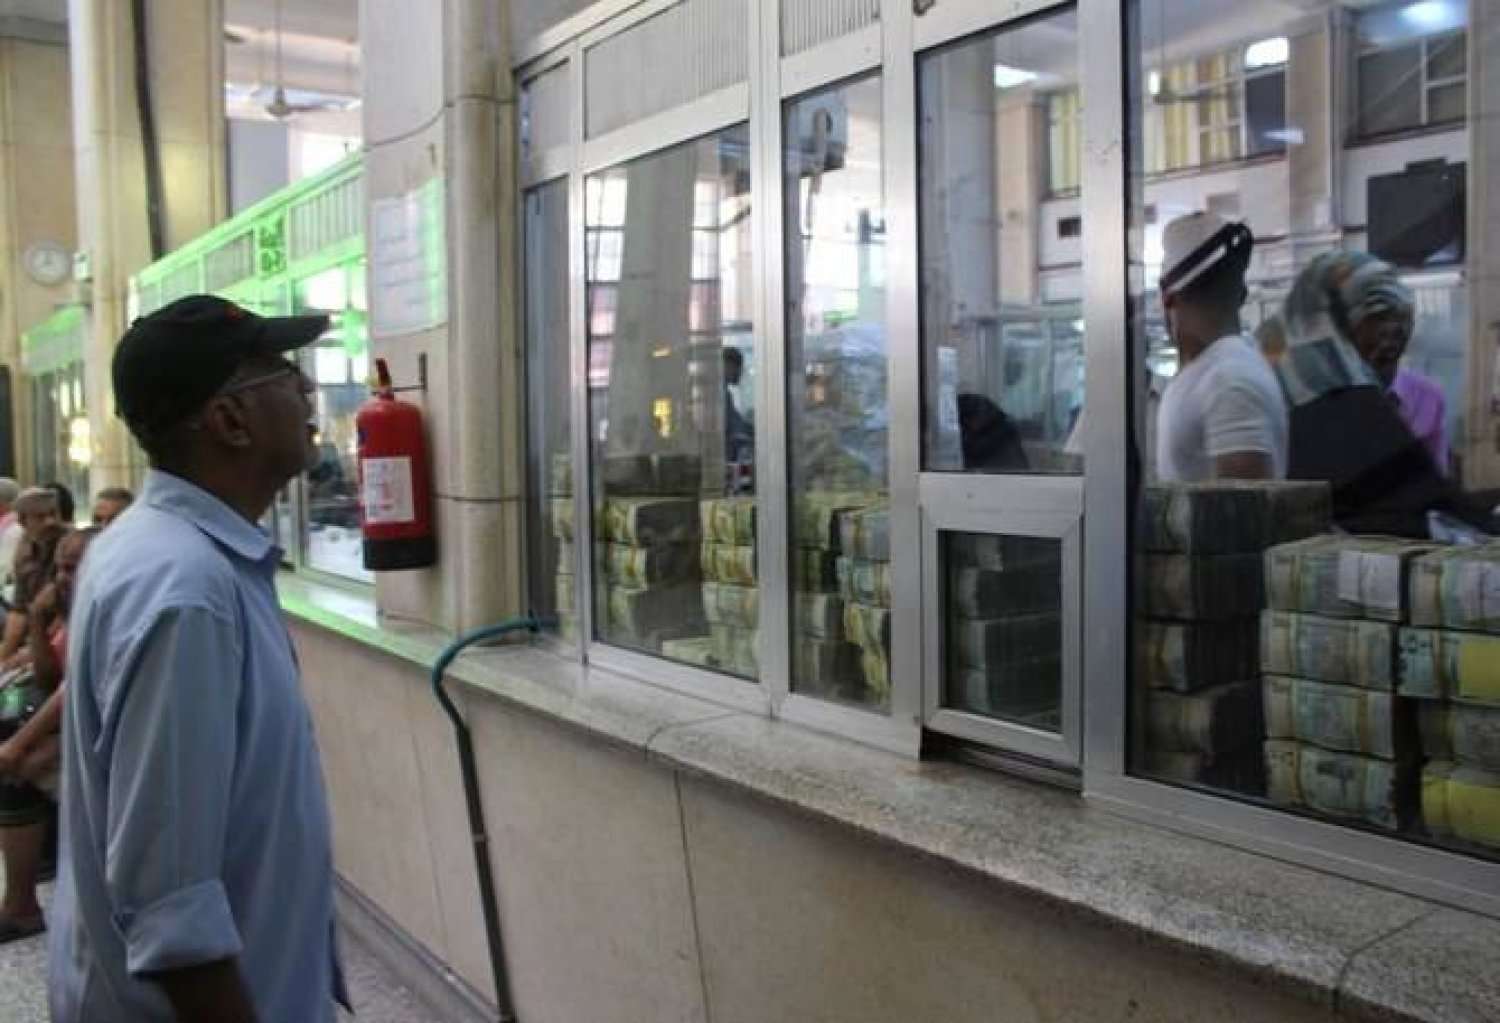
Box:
[0,881,444,1021]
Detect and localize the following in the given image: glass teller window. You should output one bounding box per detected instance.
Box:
[586,125,757,676]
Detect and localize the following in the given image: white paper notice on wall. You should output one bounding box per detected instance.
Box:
[362,456,416,525]
[369,178,448,338]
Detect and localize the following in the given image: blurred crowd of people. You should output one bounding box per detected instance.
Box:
[0,478,132,942]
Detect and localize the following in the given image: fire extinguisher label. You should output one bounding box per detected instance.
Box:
[362,456,416,525]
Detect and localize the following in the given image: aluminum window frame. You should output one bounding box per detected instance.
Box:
[509,0,1500,915]
[1353,25,1469,139]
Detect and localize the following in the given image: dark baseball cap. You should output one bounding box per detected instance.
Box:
[113,295,329,440]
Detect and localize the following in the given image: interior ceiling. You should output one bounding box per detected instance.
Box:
[224,0,357,43]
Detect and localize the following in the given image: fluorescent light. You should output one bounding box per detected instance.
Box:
[1265,127,1306,144]
[993,64,1038,90]
[1245,36,1289,69]
[1402,1,1456,31]
[1147,70,1162,96]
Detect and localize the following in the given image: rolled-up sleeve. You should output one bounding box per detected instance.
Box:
[103,604,244,976]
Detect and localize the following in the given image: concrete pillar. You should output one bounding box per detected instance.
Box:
[1285,12,1338,267]
[0,30,76,483]
[1464,3,1500,488]
[995,88,1041,306]
[69,0,226,491]
[361,0,524,640]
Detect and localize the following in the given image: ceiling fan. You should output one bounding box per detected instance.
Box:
[258,0,343,120]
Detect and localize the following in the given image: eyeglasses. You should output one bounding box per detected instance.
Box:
[218,360,314,397]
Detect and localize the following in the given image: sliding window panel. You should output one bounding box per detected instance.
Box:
[784,74,891,710]
[915,5,1084,765]
[585,125,760,680]
[524,179,576,639]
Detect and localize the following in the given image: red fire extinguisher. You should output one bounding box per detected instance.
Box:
[356,358,437,570]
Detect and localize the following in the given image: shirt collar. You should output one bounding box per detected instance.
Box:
[142,469,277,566]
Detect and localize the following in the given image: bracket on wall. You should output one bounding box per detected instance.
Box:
[386,352,429,394]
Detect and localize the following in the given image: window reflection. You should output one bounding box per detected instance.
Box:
[586,126,757,673]
[1130,0,1499,865]
[785,76,889,708]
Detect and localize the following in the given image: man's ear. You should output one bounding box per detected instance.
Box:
[199,395,255,450]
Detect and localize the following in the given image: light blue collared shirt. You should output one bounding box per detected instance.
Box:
[50,470,340,1022]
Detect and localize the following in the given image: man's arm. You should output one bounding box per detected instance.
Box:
[0,685,64,775]
[1206,381,1284,481]
[26,585,61,690]
[103,603,251,1022]
[148,959,257,1023]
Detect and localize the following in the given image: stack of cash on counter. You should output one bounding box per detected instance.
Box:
[944,535,1062,728]
[788,494,878,702]
[550,452,577,643]
[1138,481,1331,792]
[1261,535,1437,830]
[684,496,759,675]
[1399,545,1500,853]
[595,455,705,657]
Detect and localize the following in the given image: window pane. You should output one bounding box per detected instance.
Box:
[785,76,888,708]
[1429,81,1466,124]
[1357,47,1423,137]
[295,269,371,583]
[1427,31,1466,81]
[586,126,756,674]
[1245,71,1286,157]
[525,180,572,631]
[919,10,1083,475]
[1131,0,1494,865]
[941,533,1062,730]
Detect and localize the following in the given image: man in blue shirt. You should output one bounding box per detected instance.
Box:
[50,296,344,1022]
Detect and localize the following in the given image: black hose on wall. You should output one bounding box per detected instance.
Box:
[131,0,167,261]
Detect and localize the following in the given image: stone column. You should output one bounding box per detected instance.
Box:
[0,27,76,483]
[1284,11,1339,272]
[1464,4,1500,488]
[69,0,226,491]
[361,0,524,638]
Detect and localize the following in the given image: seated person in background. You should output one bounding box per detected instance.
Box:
[1278,251,1483,536]
[90,487,134,527]
[0,490,63,664]
[1155,212,1287,482]
[957,393,1029,472]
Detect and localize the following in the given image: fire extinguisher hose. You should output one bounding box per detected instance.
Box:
[430,614,551,1022]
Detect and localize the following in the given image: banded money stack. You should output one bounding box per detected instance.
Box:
[1262,535,1435,830]
[595,454,705,656]
[788,493,880,702]
[1139,481,1331,790]
[1400,544,1500,853]
[550,452,578,643]
[696,496,759,675]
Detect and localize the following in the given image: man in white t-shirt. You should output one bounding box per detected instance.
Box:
[1155,212,1288,482]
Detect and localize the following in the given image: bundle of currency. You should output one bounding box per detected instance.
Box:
[601,497,698,545]
[550,498,575,542]
[549,452,573,497]
[1262,676,1411,760]
[797,639,862,693]
[651,453,701,494]
[858,646,890,702]
[1259,611,1397,690]
[1140,481,1330,554]
[1264,535,1437,622]
[1397,629,1500,706]
[1409,545,1500,632]
[1139,619,1258,692]
[1141,553,1262,621]
[948,534,1057,572]
[844,602,891,657]
[702,581,759,629]
[950,613,1059,670]
[1422,761,1500,851]
[1146,680,1263,754]
[949,565,1059,619]
[795,593,845,641]
[701,542,757,585]
[795,548,840,593]
[598,543,699,587]
[555,573,576,615]
[601,455,654,494]
[1418,704,1500,773]
[700,497,756,546]
[662,636,716,669]
[1144,749,1266,793]
[837,505,891,562]
[837,557,894,608]
[953,656,1061,719]
[794,492,879,551]
[558,613,579,644]
[1264,739,1413,831]
[604,584,705,643]
[710,624,758,675]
